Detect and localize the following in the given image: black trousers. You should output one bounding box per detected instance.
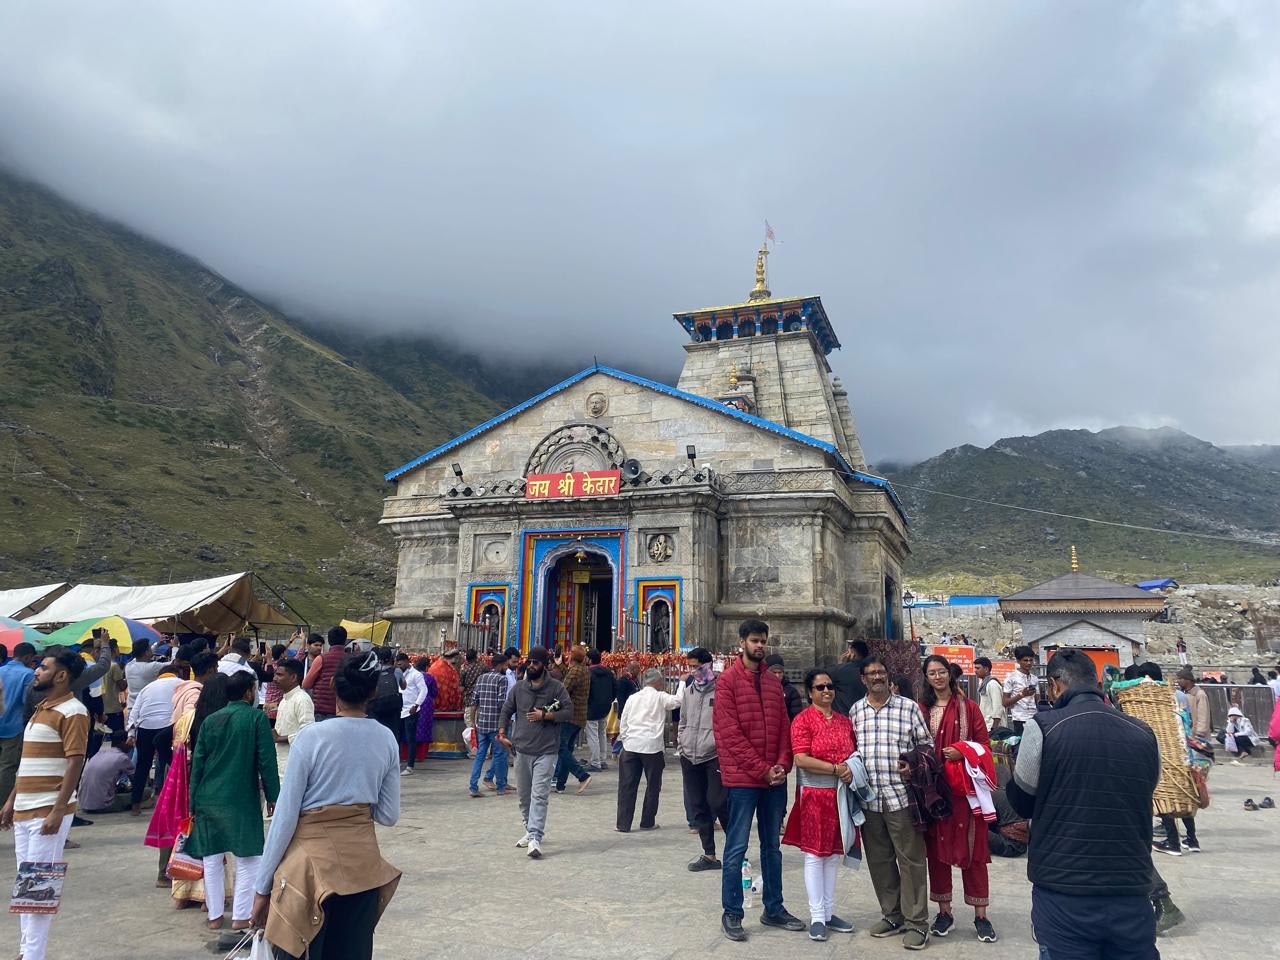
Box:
[275,887,381,960]
[1160,814,1197,851]
[617,749,664,831]
[132,725,173,806]
[680,755,728,856]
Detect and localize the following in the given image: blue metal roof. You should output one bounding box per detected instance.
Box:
[384,364,907,522]
[1137,578,1178,591]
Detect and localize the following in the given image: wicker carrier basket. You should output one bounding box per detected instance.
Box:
[1113,681,1199,818]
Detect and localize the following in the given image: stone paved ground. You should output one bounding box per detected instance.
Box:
[2,750,1276,959]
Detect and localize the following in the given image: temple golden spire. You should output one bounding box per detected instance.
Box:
[747,243,771,301]
[1070,544,1079,572]
[729,360,739,388]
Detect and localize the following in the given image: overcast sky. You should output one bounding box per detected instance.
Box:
[2,2,1278,462]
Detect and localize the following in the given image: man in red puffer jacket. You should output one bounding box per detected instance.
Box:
[713,619,801,942]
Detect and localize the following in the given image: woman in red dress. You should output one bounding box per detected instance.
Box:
[919,654,998,943]
[782,669,857,942]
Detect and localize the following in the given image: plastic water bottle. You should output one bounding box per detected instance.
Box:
[741,858,754,909]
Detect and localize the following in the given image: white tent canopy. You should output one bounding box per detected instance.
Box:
[24,572,297,633]
[0,582,69,619]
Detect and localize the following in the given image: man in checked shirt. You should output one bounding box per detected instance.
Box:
[849,655,933,951]
[468,652,512,797]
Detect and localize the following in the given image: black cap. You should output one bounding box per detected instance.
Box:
[527,646,549,665]
[763,654,785,668]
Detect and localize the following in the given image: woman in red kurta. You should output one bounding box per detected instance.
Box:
[782,670,857,941]
[919,655,997,943]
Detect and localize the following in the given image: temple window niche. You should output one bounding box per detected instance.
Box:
[715,320,733,341]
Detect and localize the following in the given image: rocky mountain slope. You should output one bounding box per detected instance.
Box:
[878,426,1280,593]
[0,169,502,624]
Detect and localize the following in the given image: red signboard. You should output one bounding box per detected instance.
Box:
[931,644,976,674]
[525,470,622,500]
[989,660,1018,682]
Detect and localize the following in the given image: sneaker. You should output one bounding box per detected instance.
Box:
[870,919,905,937]
[826,915,854,934]
[809,922,828,942]
[1183,838,1201,853]
[974,918,998,943]
[687,855,722,872]
[1154,896,1185,936]
[468,790,482,798]
[72,814,93,827]
[902,928,929,950]
[494,787,513,796]
[1152,838,1182,857]
[400,767,414,777]
[527,838,542,859]
[929,913,955,937]
[760,910,806,932]
[722,913,748,942]
[515,831,532,848]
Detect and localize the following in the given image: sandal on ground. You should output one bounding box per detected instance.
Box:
[1244,798,1259,810]
[1260,797,1275,809]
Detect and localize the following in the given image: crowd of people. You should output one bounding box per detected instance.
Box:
[0,626,405,959]
[0,619,1274,959]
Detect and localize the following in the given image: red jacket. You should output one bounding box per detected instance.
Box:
[713,657,793,788]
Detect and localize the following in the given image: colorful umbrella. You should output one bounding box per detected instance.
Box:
[0,623,49,649]
[37,615,162,651]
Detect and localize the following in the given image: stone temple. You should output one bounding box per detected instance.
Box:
[379,249,909,670]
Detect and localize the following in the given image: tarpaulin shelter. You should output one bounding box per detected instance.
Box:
[339,618,392,646]
[0,583,70,620]
[24,572,302,635]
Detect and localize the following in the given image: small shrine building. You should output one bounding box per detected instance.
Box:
[999,550,1166,672]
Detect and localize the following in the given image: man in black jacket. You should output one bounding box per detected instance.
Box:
[827,639,870,717]
[764,655,803,720]
[1008,648,1160,960]
[585,649,616,771]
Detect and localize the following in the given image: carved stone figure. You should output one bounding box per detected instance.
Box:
[648,533,673,563]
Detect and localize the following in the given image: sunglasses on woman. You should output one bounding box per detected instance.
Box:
[811,683,835,691]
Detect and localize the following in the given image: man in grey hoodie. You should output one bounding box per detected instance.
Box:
[677,647,728,872]
[498,646,572,859]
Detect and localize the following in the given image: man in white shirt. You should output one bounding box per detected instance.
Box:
[397,652,427,776]
[124,639,167,711]
[1268,670,1280,701]
[125,664,184,816]
[217,636,258,678]
[1001,646,1039,736]
[974,657,1006,731]
[271,659,314,775]
[616,667,680,832]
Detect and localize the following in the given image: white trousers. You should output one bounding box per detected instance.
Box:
[803,852,840,924]
[14,814,73,960]
[203,853,261,922]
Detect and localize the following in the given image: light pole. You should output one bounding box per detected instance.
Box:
[903,589,918,656]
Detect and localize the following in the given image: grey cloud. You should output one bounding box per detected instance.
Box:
[1,1,1276,462]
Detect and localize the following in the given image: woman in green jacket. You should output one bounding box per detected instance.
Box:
[187,669,280,938]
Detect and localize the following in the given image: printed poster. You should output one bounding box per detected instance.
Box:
[11,861,67,915]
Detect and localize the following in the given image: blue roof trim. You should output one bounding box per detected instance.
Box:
[384,364,907,523]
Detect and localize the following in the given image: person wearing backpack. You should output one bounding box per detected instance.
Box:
[366,647,404,743]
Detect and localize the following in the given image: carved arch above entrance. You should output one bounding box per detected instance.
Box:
[525,423,627,476]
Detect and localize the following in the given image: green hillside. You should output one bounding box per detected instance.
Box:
[0,169,501,625]
[878,426,1280,594]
